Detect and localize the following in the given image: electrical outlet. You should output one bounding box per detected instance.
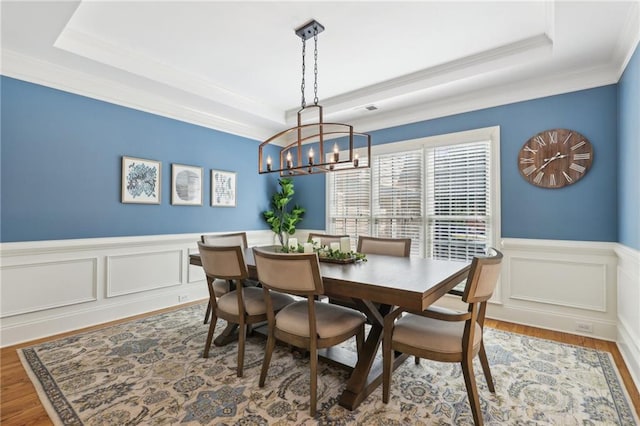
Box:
[178,294,189,303]
[575,321,593,333]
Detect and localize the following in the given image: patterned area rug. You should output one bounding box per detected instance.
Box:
[19,303,639,425]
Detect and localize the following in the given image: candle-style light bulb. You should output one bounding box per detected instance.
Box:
[353,153,359,168]
[333,143,339,162]
[329,157,335,171]
[308,147,314,166]
[266,155,272,172]
[286,151,293,169]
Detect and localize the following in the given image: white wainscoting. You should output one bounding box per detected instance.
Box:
[435,238,620,341]
[0,230,274,347]
[615,244,640,390]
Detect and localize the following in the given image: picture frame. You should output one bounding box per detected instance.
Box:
[121,156,161,204]
[211,169,236,207]
[171,164,203,206]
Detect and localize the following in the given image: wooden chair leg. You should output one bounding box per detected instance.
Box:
[478,342,495,393]
[237,323,246,377]
[382,327,393,403]
[259,332,276,387]
[203,301,212,324]
[309,347,318,416]
[356,325,364,356]
[414,356,420,365]
[461,356,483,426]
[203,314,217,358]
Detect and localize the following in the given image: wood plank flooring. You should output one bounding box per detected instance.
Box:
[2,303,638,425]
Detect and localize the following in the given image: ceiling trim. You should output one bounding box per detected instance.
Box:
[613,1,640,79]
[285,34,553,123]
[54,27,286,126]
[0,49,268,141]
[349,63,621,135]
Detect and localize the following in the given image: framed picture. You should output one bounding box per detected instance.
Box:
[171,164,203,206]
[211,169,236,207]
[121,156,161,204]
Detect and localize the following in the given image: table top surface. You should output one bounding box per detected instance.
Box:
[191,246,471,311]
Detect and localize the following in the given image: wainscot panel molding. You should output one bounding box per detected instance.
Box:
[106,249,184,297]
[434,238,619,341]
[0,257,97,317]
[615,243,640,390]
[0,230,275,347]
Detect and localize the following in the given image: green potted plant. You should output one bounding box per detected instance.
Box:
[262,177,305,247]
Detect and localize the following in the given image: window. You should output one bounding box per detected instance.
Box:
[327,127,500,262]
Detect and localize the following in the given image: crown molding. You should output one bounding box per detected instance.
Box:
[613,1,640,79]
[54,27,285,126]
[349,63,620,134]
[285,34,553,124]
[0,45,625,144]
[0,49,270,141]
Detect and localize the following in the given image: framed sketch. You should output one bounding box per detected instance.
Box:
[171,164,203,206]
[211,169,236,207]
[121,156,161,204]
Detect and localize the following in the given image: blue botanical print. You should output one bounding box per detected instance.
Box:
[127,163,157,198]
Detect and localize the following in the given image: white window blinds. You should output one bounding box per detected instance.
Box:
[372,149,424,256]
[327,158,370,248]
[426,141,491,261]
[327,133,494,261]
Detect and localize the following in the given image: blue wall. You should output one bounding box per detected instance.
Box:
[295,85,619,242]
[1,76,277,242]
[0,76,623,244]
[618,42,640,250]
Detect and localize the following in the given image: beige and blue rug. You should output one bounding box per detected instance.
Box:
[19,303,639,425]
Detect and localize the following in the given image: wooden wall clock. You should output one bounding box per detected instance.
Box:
[518,128,594,188]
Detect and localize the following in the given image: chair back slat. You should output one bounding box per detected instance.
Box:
[197,243,247,280]
[463,248,503,303]
[201,232,248,248]
[253,249,322,295]
[357,236,411,257]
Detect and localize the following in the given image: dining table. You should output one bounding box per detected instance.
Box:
[189,245,471,411]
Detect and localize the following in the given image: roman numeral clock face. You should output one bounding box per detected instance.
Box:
[518,128,594,188]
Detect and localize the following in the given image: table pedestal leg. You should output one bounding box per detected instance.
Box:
[214,323,239,346]
[338,302,407,410]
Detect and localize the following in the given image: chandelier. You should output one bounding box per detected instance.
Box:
[258,20,371,176]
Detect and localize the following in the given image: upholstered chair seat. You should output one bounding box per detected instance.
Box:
[217,287,292,316]
[276,301,366,338]
[392,312,482,354]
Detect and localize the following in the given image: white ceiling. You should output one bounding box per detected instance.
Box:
[1,1,639,141]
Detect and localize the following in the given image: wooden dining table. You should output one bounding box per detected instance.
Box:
[189,246,470,411]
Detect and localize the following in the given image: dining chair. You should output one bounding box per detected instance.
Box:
[197,243,295,377]
[382,248,503,426]
[253,248,366,416]
[200,232,249,324]
[357,236,411,257]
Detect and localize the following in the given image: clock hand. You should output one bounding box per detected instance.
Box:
[538,152,563,171]
[543,154,568,161]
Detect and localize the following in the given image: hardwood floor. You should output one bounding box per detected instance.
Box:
[1,304,638,425]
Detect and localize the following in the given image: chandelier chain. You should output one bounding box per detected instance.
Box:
[301,36,306,108]
[313,26,319,105]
